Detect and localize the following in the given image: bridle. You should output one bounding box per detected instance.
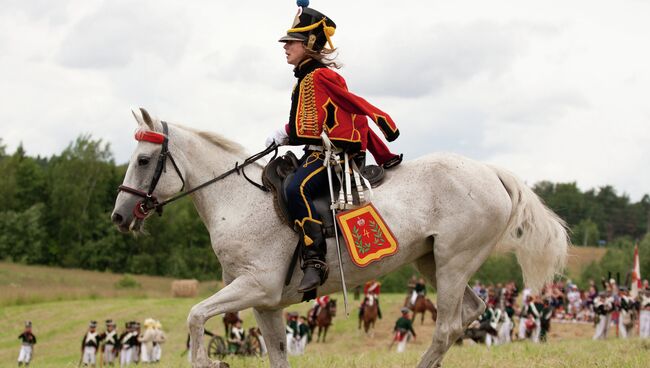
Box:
[117,121,277,219]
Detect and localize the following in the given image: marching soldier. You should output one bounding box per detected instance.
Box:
[640,291,650,338]
[118,322,135,367]
[131,322,141,364]
[17,321,36,367]
[593,292,613,340]
[393,308,417,353]
[269,0,401,293]
[539,299,553,342]
[152,320,166,363]
[81,321,103,367]
[285,312,300,355]
[617,287,634,338]
[100,319,118,366]
[297,316,310,354]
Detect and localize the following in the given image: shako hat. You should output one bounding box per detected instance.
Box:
[89,320,97,328]
[25,321,32,328]
[106,319,116,326]
[400,307,411,314]
[279,0,336,52]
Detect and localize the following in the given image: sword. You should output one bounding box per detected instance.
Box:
[322,132,349,316]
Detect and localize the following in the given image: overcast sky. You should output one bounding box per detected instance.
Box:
[1,0,648,200]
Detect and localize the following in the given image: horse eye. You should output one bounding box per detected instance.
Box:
[138,157,150,166]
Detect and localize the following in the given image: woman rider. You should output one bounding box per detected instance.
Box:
[267,1,402,293]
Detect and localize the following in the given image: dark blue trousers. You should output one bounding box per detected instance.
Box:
[286,151,329,229]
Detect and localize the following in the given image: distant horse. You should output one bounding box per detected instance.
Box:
[405,295,438,325]
[359,294,379,336]
[222,312,239,336]
[309,299,337,342]
[112,109,569,368]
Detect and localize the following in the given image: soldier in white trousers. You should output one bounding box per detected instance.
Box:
[593,292,613,340]
[81,321,103,367]
[639,292,650,338]
[617,288,634,338]
[17,321,36,367]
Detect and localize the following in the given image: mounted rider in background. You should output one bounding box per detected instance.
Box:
[359,279,382,319]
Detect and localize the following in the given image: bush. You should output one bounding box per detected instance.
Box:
[115,274,141,289]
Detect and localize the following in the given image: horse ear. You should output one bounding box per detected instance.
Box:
[132,109,146,128]
[139,108,155,131]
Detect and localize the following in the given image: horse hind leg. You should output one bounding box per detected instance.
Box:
[413,240,492,368]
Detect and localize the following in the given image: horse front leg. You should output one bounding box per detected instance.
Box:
[188,276,274,368]
[252,308,290,368]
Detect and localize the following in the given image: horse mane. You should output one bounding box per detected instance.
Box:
[174,124,245,154]
[195,130,245,154]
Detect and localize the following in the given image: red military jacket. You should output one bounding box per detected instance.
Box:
[364,280,381,296]
[286,59,399,154]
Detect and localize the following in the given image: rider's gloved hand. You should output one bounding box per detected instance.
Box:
[265,127,289,147]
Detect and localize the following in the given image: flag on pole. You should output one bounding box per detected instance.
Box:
[631,243,642,299]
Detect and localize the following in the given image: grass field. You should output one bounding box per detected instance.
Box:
[1,263,648,367]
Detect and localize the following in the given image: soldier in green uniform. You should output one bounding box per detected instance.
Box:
[394,308,417,353]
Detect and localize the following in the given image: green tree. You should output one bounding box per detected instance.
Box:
[572,219,600,246]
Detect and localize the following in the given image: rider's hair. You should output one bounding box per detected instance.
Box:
[305,47,342,69]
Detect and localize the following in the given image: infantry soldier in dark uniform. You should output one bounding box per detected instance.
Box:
[81,321,103,367]
[17,321,36,367]
[118,321,135,366]
[539,299,553,342]
[393,308,417,353]
[269,0,401,293]
[99,319,118,366]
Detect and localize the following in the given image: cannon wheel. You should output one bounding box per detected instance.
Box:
[207,335,227,359]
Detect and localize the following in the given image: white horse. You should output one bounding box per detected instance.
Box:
[111,109,569,368]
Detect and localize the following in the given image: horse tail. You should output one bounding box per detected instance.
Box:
[490,165,570,292]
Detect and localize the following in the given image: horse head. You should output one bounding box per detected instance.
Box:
[111,108,187,233]
[329,299,337,317]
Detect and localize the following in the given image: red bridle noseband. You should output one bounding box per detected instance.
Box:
[118,121,185,219]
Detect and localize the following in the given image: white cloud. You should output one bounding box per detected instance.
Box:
[0,0,648,200]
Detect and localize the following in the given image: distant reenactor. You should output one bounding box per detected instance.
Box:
[99,319,118,366]
[228,319,245,354]
[17,321,36,367]
[593,292,613,340]
[131,322,141,364]
[539,299,553,342]
[617,287,634,338]
[297,316,310,354]
[81,321,103,367]
[152,320,166,363]
[118,322,135,367]
[638,291,650,338]
[393,308,417,353]
[359,279,382,321]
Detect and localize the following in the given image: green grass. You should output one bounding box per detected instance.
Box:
[1,262,648,367]
[1,293,649,367]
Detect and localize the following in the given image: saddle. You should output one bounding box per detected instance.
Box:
[262,151,386,238]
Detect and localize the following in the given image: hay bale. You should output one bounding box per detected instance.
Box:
[171,279,198,298]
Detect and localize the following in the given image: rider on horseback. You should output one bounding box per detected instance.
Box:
[359,279,382,319]
[269,1,402,293]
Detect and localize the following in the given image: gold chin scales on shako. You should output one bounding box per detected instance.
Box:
[269,0,402,311]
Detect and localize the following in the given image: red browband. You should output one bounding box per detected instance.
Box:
[135,130,166,144]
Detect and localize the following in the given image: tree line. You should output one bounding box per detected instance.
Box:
[0,135,648,289]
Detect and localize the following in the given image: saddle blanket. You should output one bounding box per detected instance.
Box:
[336,203,398,267]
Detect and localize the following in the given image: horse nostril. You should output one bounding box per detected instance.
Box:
[111,212,124,225]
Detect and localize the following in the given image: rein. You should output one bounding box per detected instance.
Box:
[118,121,278,219]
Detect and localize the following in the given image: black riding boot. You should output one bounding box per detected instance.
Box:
[298,221,329,293]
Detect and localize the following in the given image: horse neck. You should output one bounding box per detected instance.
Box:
[175,128,266,230]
